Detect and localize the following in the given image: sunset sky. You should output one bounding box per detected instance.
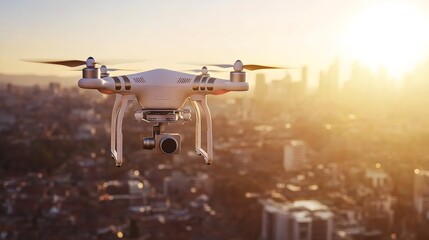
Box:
[1,0,429,87]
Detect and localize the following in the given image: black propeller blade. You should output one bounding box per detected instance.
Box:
[22,58,145,68]
[103,68,138,72]
[22,59,90,68]
[184,69,226,73]
[207,64,298,71]
[70,68,137,72]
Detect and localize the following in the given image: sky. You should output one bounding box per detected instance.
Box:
[1,0,429,87]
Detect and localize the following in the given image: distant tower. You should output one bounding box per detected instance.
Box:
[301,66,308,86]
[6,83,13,93]
[283,140,307,172]
[48,82,61,95]
[318,58,339,98]
[266,79,287,103]
[343,60,374,98]
[253,73,268,101]
[300,65,308,95]
[234,97,250,121]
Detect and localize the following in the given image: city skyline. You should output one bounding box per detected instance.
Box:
[1,0,429,87]
[2,75,429,239]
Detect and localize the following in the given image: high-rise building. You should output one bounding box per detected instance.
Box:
[284,140,307,172]
[299,66,308,96]
[254,73,268,101]
[260,199,334,240]
[318,58,339,98]
[414,169,429,223]
[362,194,395,234]
[342,61,374,99]
[48,82,61,95]
[266,79,288,103]
[365,169,391,189]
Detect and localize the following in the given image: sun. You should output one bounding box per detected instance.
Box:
[343,3,429,78]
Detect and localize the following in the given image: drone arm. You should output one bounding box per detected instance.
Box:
[78,78,104,89]
[190,95,213,164]
[213,81,249,91]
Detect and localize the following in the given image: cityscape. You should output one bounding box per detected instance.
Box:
[1,56,429,240]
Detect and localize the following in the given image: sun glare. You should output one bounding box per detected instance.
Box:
[344,3,429,77]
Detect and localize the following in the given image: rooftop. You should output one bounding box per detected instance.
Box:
[261,198,332,217]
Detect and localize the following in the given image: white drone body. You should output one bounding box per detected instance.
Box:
[78,57,249,166]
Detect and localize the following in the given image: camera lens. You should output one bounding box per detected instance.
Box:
[160,137,178,154]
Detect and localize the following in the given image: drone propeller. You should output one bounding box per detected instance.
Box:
[104,68,137,72]
[22,57,144,68]
[100,65,139,73]
[192,60,299,71]
[22,58,97,68]
[208,63,298,71]
[184,67,226,73]
[71,67,137,72]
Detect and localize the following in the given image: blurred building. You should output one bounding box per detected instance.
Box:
[318,58,339,98]
[252,73,270,118]
[299,66,308,96]
[362,194,396,234]
[48,82,61,95]
[342,61,374,101]
[234,97,251,121]
[403,58,429,98]
[414,169,429,223]
[0,112,15,132]
[163,170,190,196]
[253,73,268,101]
[365,169,391,190]
[283,140,307,172]
[260,199,334,240]
[266,78,289,103]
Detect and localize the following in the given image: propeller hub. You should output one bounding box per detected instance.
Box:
[83,57,99,78]
[100,65,109,78]
[230,61,246,82]
[86,57,95,68]
[201,66,208,75]
[100,65,108,73]
[233,60,243,71]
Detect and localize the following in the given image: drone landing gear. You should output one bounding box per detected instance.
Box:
[190,95,213,165]
[111,94,135,167]
[109,94,213,166]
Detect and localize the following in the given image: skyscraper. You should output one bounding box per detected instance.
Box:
[283,140,307,172]
[253,73,268,101]
[342,61,374,100]
[260,199,334,240]
[414,169,429,223]
[299,66,308,96]
[318,58,339,98]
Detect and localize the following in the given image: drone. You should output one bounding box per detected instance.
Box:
[29,57,292,167]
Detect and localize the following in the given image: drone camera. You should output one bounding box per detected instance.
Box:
[143,133,181,154]
[155,133,181,154]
